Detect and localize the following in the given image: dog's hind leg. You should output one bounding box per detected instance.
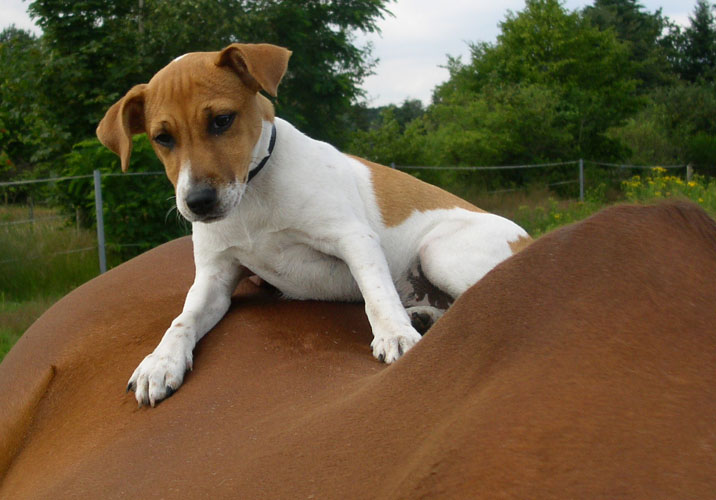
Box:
[398,260,452,334]
[416,214,524,299]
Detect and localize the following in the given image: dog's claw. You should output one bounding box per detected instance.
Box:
[165,386,175,398]
[127,382,134,393]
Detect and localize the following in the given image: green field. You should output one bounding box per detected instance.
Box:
[0,207,100,360]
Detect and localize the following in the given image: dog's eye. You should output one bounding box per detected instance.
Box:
[153,133,175,149]
[209,113,236,135]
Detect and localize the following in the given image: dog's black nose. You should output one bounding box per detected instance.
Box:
[185,186,218,216]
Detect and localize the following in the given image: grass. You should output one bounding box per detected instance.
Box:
[0,205,101,361]
[1,168,714,362]
[0,206,100,301]
[0,296,60,360]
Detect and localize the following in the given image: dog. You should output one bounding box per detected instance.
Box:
[97,43,531,407]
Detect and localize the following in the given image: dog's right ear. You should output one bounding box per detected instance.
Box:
[96,84,147,172]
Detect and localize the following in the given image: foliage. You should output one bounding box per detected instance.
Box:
[350,0,641,178]
[25,0,391,153]
[0,27,70,177]
[437,0,640,161]
[58,136,189,257]
[622,167,716,215]
[583,0,674,89]
[677,0,716,82]
[232,0,392,147]
[610,82,716,174]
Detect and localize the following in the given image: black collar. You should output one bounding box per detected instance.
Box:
[247,123,276,183]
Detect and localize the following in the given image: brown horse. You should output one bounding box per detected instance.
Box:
[1,201,715,498]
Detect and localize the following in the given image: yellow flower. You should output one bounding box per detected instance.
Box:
[688,181,697,188]
[652,166,667,174]
[699,198,704,203]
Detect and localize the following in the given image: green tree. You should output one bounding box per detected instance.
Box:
[0,26,69,179]
[27,0,391,151]
[230,0,391,147]
[583,0,674,88]
[434,0,640,162]
[352,0,642,171]
[678,0,716,82]
[611,83,716,173]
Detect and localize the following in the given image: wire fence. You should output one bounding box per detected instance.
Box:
[0,159,691,275]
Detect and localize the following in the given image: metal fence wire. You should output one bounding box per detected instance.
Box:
[0,160,688,273]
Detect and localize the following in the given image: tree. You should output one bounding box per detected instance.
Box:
[583,0,674,88]
[230,0,391,147]
[678,0,716,82]
[352,0,643,170]
[0,26,69,178]
[613,83,716,173]
[433,0,640,161]
[25,0,391,156]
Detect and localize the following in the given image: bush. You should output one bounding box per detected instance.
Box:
[56,135,189,259]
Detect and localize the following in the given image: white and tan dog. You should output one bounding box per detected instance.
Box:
[97,43,530,407]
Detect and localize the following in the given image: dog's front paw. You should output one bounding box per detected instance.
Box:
[371,327,422,364]
[127,346,192,407]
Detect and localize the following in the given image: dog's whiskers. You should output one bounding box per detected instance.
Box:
[165,197,190,231]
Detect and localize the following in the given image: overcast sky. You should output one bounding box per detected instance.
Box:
[1,0,695,106]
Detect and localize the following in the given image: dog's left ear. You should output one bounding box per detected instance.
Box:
[96,84,147,172]
[216,43,292,97]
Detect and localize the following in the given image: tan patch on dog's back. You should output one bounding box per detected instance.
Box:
[509,235,532,254]
[350,156,484,227]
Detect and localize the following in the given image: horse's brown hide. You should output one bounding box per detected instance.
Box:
[1,201,715,499]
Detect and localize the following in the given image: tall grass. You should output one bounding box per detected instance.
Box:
[0,206,101,361]
[0,207,100,301]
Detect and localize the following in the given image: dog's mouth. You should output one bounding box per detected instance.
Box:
[192,213,224,223]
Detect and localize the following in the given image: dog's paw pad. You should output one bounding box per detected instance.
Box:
[409,311,433,335]
[406,306,444,335]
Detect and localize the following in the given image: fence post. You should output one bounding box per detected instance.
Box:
[686,163,693,182]
[578,159,584,202]
[93,169,107,274]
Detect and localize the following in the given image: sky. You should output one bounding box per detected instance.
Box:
[1,0,694,106]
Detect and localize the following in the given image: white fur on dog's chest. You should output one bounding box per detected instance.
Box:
[233,232,361,301]
[193,218,362,302]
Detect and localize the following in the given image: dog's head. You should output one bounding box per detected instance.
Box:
[97,43,291,223]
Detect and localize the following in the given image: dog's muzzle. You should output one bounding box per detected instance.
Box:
[185,186,218,217]
[178,180,244,223]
